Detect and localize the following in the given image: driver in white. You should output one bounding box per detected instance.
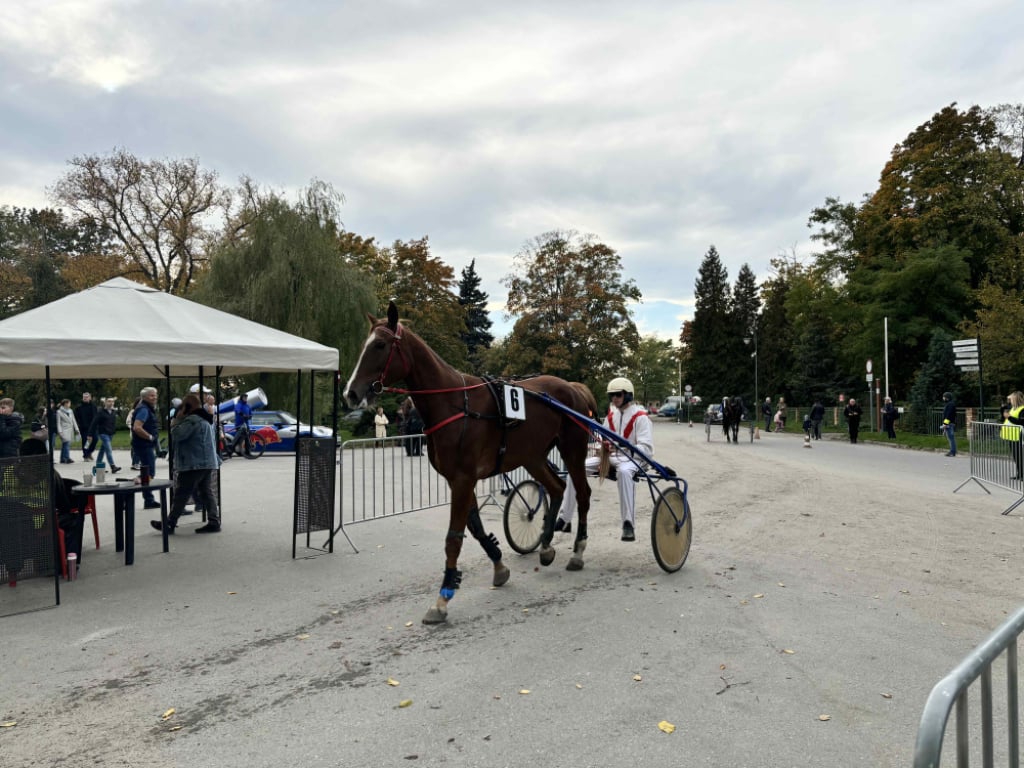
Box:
[556,377,654,542]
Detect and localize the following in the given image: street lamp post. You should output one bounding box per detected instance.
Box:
[744,332,758,415]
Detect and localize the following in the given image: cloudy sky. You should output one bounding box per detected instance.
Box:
[2,0,1022,342]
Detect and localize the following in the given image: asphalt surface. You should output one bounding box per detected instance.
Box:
[2,423,1022,767]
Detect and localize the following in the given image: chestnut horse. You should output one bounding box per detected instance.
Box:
[344,302,598,624]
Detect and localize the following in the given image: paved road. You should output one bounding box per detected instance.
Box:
[1,425,1021,767]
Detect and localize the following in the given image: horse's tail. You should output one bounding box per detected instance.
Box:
[570,381,599,421]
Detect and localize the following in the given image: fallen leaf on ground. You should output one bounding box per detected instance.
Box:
[881,693,893,699]
[818,714,831,721]
[782,649,795,655]
[296,634,310,640]
[226,591,236,595]
[398,699,413,708]
[658,720,676,734]
[633,674,643,682]
[1,721,16,728]
[387,678,400,687]
[754,593,764,599]
[519,689,531,695]
[161,708,175,720]
[575,683,583,689]
[405,621,414,627]
[168,725,183,732]
[777,582,785,587]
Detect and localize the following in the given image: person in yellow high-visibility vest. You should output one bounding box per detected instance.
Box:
[1000,391,1024,480]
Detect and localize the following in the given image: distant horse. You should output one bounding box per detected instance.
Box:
[344,302,599,624]
[722,396,744,443]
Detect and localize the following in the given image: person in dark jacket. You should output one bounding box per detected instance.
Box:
[809,399,825,440]
[74,393,98,461]
[761,397,773,432]
[881,397,897,439]
[0,397,24,458]
[90,397,121,472]
[844,398,863,444]
[941,392,957,457]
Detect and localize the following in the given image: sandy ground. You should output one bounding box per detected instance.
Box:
[2,421,1023,767]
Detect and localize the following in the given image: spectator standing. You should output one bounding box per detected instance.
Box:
[558,377,653,542]
[91,397,121,472]
[1002,391,1024,480]
[406,403,424,456]
[881,397,898,439]
[809,399,825,441]
[131,387,162,509]
[0,397,24,458]
[374,406,389,443]
[762,397,773,432]
[776,398,788,430]
[75,393,98,461]
[941,392,957,457]
[150,394,221,534]
[56,399,81,464]
[844,398,863,444]
[232,392,253,457]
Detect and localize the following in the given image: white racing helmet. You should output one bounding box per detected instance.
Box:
[607,377,634,404]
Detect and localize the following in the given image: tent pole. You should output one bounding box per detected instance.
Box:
[46,366,61,606]
[292,369,302,559]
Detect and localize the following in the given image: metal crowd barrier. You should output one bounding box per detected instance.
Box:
[913,604,1024,768]
[954,422,1024,515]
[335,434,495,551]
[334,435,578,551]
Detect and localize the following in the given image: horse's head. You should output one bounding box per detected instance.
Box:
[344,302,408,409]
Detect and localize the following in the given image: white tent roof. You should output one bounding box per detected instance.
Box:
[0,277,339,379]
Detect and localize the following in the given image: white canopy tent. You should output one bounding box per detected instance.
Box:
[0,277,341,561]
[0,277,338,378]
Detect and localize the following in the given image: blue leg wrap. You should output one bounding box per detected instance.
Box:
[439,567,462,600]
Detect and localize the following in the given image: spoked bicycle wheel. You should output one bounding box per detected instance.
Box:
[651,487,692,573]
[503,479,548,555]
[245,433,267,459]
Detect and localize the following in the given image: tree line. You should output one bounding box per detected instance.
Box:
[2,102,1022,428]
[683,103,1024,429]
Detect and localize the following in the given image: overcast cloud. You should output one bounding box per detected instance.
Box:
[2,0,1022,341]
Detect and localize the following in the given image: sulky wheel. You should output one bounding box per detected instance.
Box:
[651,487,692,573]
[503,479,548,555]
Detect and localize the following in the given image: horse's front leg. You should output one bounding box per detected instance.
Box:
[423,483,474,625]
[566,469,591,571]
[467,504,510,587]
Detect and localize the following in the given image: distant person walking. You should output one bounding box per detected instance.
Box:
[941,392,957,457]
[844,398,863,444]
[762,397,773,432]
[809,399,825,441]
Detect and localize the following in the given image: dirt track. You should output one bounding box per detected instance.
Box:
[1,422,1021,767]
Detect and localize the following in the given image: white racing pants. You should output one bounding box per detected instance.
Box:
[559,453,638,527]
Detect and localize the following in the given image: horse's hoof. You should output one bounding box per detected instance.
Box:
[493,564,511,587]
[566,556,584,571]
[422,606,448,624]
[539,546,556,567]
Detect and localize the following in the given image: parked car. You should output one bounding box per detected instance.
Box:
[222,410,333,452]
[656,403,679,418]
[706,404,724,424]
[341,409,368,424]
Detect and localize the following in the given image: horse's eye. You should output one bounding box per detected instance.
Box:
[373,341,386,350]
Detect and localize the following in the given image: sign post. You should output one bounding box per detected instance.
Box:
[866,359,874,432]
[952,338,983,422]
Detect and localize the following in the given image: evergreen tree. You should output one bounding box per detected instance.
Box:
[457,259,493,373]
[906,329,961,433]
[686,246,733,400]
